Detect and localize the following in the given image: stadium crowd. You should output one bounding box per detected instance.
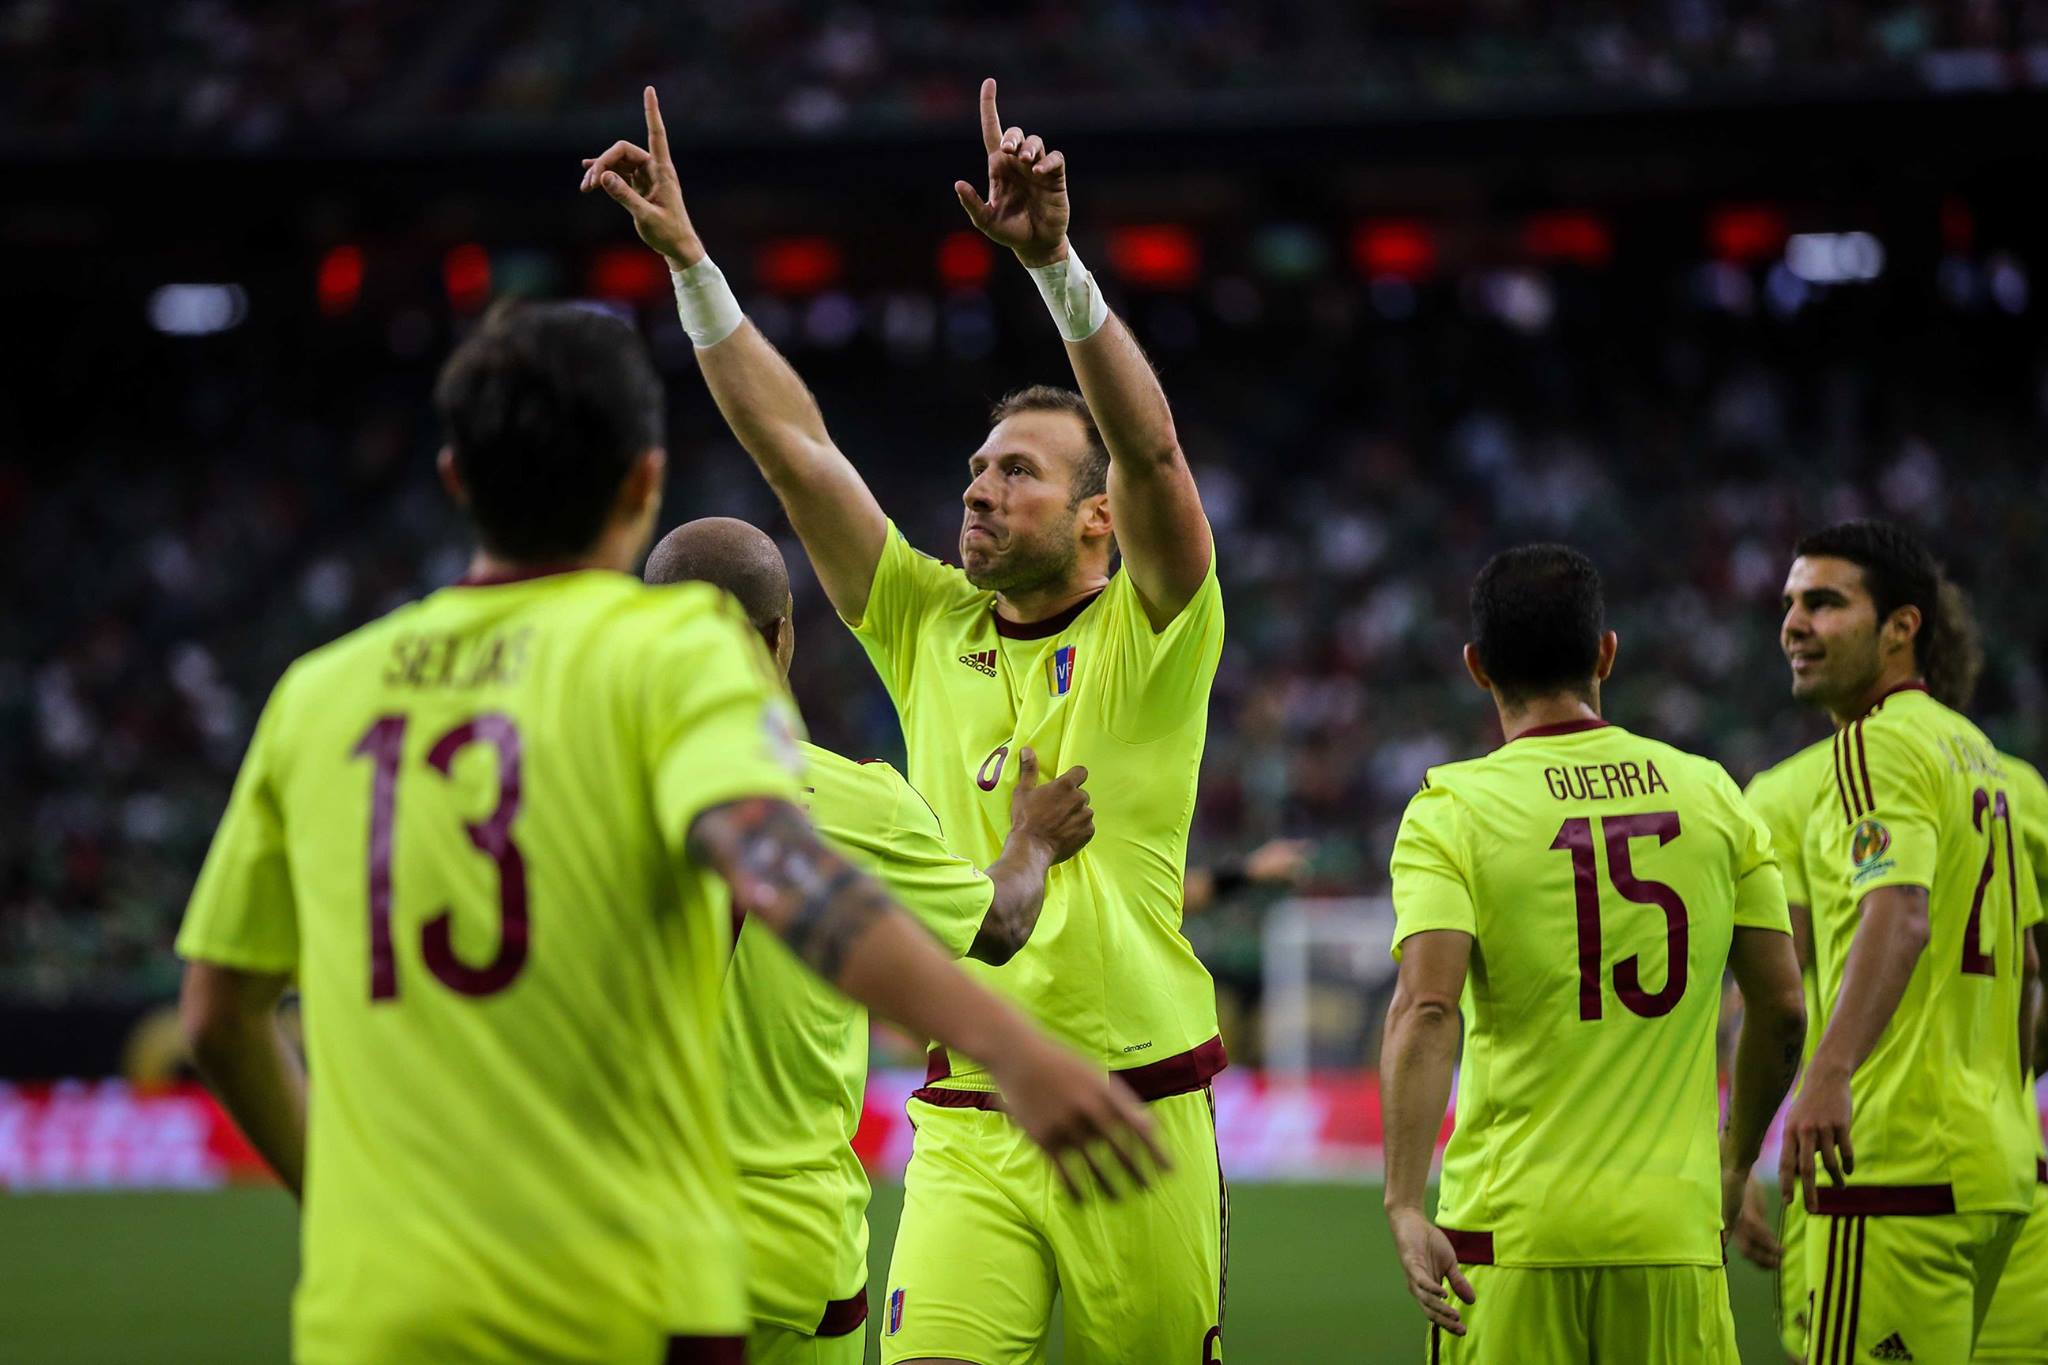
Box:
[6,244,2046,1052]
[5,0,2043,146]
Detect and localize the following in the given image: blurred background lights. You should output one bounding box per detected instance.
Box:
[1784,231,1885,284]
[147,284,248,336]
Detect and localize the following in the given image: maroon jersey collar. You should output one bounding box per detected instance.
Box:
[990,589,1103,641]
[1856,679,1931,719]
[1508,717,1610,742]
[454,563,590,588]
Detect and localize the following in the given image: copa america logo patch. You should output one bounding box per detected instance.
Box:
[1048,644,1077,696]
[887,1288,906,1335]
[1850,817,1895,885]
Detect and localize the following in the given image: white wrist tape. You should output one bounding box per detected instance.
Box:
[1027,246,1110,342]
[670,257,745,349]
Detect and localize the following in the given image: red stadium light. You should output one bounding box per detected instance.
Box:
[1521,212,1612,267]
[588,245,668,302]
[1351,220,1436,280]
[443,243,491,313]
[1708,206,1786,264]
[757,237,842,294]
[1941,196,1975,254]
[1107,225,1200,289]
[937,231,993,289]
[317,245,364,316]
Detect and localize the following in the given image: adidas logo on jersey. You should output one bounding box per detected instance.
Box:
[958,649,997,677]
[1872,1332,1913,1361]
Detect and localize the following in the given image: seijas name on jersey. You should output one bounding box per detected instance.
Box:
[1543,759,1669,803]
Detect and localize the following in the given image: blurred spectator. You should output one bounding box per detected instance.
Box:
[6,0,2045,146]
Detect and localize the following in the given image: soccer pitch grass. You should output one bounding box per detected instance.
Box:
[0,1183,1788,1363]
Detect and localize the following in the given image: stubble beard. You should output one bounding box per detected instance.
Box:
[961,518,1081,595]
[1792,635,1882,719]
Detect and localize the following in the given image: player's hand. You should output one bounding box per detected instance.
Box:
[1387,1206,1475,1335]
[1779,1067,1854,1213]
[1724,1169,1783,1269]
[1008,747,1093,865]
[953,78,1070,269]
[1244,837,1316,886]
[988,1035,1170,1201]
[580,86,705,267]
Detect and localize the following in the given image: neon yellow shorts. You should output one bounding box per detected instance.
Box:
[1803,1201,2025,1364]
[747,1322,864,1365]
[879,1088,1225,1365]
[1779,1195,1812,1363]
[1425,1263,1738,1364]
[1975,1176,2048,1363]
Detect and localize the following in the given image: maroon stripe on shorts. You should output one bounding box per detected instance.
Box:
[2036,1157,2046,1185]
[1811,1183,1955,1216]
[1844,1217,1867,1364]
[816,1288,868,1337]
[1813,1214,1840,1363]
[1441,1228,1494,1265]
[662,1336,744,1364]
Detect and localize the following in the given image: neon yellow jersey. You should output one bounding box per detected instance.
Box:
[1801,684,2035,1213]
[176,570,805,1364]
[1744,737,1836,1066]
[847,521,1224,1090]
[2005,753,2048,939]
[723,740,992,1332]
[1998,751,2045,1161]
[1390,719,1791,1266]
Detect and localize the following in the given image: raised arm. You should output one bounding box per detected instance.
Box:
[583,88,886,622]
[954,79,1212,629]
[688,795,1161,1195]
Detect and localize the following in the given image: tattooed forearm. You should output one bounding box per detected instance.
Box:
[689,797,892,981]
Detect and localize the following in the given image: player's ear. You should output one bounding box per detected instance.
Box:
[436,447,469,507]
[1594,630,1619,682]
[1079,490,1112,541]
[1461,643,1492,694]
[618,447,666,521]
[1882,603,1921,661]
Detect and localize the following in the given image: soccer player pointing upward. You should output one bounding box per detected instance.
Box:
[589,80,1229,1364]
[175,306,1162,1365]
[1381,545,1805,1363]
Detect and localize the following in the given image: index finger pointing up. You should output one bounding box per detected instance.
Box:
[643,86,670,162]
[979,77,1001,154]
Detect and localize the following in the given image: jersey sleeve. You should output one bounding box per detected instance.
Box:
[645,595,807,857]
[176,673,301,974]
[1727,771,1793,934]
[866,765,993,959]
[1098,538,1225,745]
[844,520,975,698]
[1830,717,1941,899]
[1389,776,1476,958]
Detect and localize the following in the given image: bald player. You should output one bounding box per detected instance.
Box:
[645,517,1095,1365]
